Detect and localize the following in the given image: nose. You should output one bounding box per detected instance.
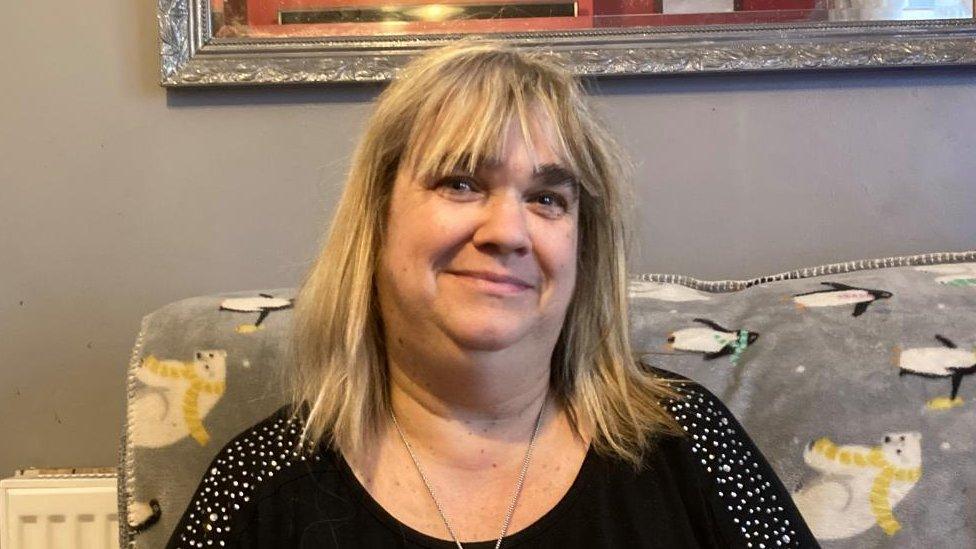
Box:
[472,191,531,257]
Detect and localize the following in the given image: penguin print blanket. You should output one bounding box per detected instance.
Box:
[120,251,976,548]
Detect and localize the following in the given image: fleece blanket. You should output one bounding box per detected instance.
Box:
[119,251,976,548]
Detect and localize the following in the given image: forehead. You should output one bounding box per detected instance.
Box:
[404,110,576,181]
[449,146,567,176]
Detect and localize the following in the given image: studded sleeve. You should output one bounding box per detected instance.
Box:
[165,407,312,549]
[662,378,821,549]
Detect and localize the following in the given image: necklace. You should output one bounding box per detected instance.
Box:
[389,394,548,549]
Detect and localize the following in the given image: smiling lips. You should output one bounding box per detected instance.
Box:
[448,270,535,294]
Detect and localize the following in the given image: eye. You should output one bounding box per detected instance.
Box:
[531,192,570,216]
[436,175,479,197]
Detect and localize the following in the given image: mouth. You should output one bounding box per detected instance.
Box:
[447,270,535,294]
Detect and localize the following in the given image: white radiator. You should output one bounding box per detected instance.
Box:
[0,470,118,549]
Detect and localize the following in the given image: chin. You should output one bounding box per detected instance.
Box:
[444,322,530,352]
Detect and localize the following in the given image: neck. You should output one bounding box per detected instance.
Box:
[384,346,554,471]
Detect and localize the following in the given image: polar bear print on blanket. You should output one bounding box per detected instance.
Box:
[130,350,227,447]
[793,432,922,540]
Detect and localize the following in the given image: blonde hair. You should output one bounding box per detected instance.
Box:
[291,40,680,471]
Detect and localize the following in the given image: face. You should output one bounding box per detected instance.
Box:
[376,115,580,354]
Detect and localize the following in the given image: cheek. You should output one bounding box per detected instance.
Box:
[383,204,460,279]
[541,225,579,284]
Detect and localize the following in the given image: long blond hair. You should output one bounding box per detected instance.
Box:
[291,40,680,471]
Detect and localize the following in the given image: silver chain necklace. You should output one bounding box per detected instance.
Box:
[389,394,548,549]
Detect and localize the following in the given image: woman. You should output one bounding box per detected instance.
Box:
[169,41,818,548]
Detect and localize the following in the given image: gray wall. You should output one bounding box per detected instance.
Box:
[2,0,974,479]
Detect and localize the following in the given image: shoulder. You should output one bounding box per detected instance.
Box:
[650,369,755,484]
[641,365,820,548]
[642,365,751,472]
[642,364,734,433]
[166,405,328,548]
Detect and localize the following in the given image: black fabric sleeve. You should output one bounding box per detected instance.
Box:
[657,371,821,549]
[165,406,304,549]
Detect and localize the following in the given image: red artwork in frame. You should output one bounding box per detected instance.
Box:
[210,0,847,37]
[218,0,593,36]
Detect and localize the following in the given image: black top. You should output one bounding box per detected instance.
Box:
[167,371,819,548]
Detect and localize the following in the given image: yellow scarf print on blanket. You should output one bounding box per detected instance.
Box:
[793,433,922,540]
[131,351,227,447]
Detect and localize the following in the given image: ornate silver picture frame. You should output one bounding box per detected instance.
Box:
[159,0,976,86]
